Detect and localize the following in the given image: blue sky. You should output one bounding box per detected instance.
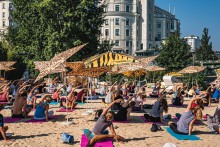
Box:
[155,0,220,51]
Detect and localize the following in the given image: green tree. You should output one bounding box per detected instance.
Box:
[0,42,7,61]
[156,32,191,71]
[196,28,215,61]
[6,0,107,77]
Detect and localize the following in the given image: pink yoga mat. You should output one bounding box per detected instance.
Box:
[81,134,113,147]
[140,116,163,124]
[56,108,76,112]
[4,117,23,123]
[24,115,59,123]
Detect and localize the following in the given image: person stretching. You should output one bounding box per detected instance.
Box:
[84,99,125,147]
[144,93,168,122]
[168,97,205,135]
[34,94,54,121]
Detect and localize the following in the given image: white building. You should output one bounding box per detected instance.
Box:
[0,0,13,38]
[184,35,201,52]
[101,0,180,56]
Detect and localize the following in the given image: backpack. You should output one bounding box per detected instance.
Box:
[150,123,163,132]
[62,132,74,144]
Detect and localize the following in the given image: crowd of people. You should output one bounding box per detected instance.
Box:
[1,76,220,146]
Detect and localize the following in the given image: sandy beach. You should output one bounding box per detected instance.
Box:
[1,98,220,147]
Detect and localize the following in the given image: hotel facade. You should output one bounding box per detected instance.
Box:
[100,0,180,56]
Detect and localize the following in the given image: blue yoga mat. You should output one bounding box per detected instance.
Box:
[164,127,201,141]
[77,102,85,106]
[49,101,59,105]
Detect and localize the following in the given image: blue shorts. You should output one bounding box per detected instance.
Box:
[83,129,109,140]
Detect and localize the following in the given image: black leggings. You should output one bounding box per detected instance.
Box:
[169,123,188,135]
[144,113,161,122]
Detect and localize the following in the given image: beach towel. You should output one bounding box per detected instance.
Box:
[80,134,113,147]
[164,127,201,140]
[140,116,164,124]
[56,108,76,112]
[3,117,23,123]
[24,115,58,123]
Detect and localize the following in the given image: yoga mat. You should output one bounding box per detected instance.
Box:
[112,120,130,123]
[80,134,113,147]
[78,102,85,106]
[24,115,58,123]
[164,127,201,140]
[56,108,76,112]
[140,116,163,124]
[49,101,59,105]
[4,117,23,123]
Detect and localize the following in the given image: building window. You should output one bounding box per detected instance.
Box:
[130,41,132,47]
[149,14,151,20]
[166,23,169,29]
[126,29,130,36]
[126,18,130,25]
[137,41,139,47]
[105,19,109,25]
[149,34,152,41]
[137,20,138,26]
[2,12,5,18]
[115,40,119,46]
[3,21,5,27]
[171,22,174,29]
[115,5,120,11]
[126,5,130,12]
[137,30,138,36]
[157,22,161,28]
[126,41,129,47]
[149,44,152,49]
[105,29,109,36]
[157,32,161,41]
[137,7,139,13]
[115,29,120,36]
[141,44,143,50]
[2,3,5,9]
[115,18,119,25]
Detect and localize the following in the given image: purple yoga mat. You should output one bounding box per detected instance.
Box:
[140,116,163,124]
[112,120,130,123]
[56,108,76,112]
[4,117,23,123]
[81,134,113,147]
[24,115,59,123]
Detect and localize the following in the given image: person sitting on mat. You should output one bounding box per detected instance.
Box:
[12,82,33,118]
[168,97,205,135]
[60,87,78,109]
[84,99,125,147]
[150,82,161,98]
[114,95,136,121]
[206,100,220,128]
[197,87,212,107]
[144,92,168,122]
[210,83,220,103]
[187,86,197,98]
[34,94,54,121]
[52,85,65,102]
[27,84,42,110]
[0,104,12,141]
[76,88,87,103]
[172,86,184,106]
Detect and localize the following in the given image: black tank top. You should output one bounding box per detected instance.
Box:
[115,105,130,121]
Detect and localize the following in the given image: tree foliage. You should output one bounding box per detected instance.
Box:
[196,28,216,61]
[6,0,107,77]
[156,32,191,71]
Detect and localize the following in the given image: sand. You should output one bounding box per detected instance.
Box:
[1,98,220,147]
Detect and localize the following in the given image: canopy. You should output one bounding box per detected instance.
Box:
[146,65,166,72]
[0,61,16,70]
[84,52,136,68]
[166,72,182,77]
[178,66,205,74]
[122,69,147,77]
[34,44,87,83]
